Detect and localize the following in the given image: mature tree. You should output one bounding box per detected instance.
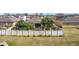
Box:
[52,16,62,28]
[24,13,28,16]
[12,20,34,30]
[41,16,54,30]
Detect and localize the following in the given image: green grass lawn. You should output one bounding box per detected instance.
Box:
[0,25,79,46]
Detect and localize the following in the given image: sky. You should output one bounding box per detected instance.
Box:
[0,0,79,13]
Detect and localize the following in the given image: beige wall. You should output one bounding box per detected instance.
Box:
[0,22,13,29]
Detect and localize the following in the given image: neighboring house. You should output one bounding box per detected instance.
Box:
[25,15,41,30]
[0,16,19,29]
[0,14,41,30]
[55,13,65,21]
[63,16,79,25]
[55,14,79,25]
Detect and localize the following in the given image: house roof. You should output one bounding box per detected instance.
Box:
[55,13,65,16]
[26,15,41,23]
[64,16,79,23]
[0,16,18,23]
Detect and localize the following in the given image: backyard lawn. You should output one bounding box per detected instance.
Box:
[0,25,79,46]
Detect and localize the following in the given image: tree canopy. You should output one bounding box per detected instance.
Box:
[41,16,54,30]
[12,20,34,30]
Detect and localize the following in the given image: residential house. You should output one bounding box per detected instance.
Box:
[55,13,79,25]
[0,15,19,29]
[63,16,79,25]
[25,15,41,30]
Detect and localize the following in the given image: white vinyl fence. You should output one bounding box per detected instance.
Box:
[0,30,64,36]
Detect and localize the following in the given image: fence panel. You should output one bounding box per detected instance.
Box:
[28,30,34,36]
[1,30,6,35]
[11,30,16,35]
[0,30,2,35]
[34,31,40,36]
[0,30,64,36]
[22,31,28,36]
[39,31,45,36]
[5,30,11,35]
[46,31,51,36]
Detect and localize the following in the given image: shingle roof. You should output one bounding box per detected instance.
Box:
[26,16,41,23]
[0,16,18,23]
[64,16,79,23]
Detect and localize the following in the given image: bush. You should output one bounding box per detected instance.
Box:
[12,20,34,30]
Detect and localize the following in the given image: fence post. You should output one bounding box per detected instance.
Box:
[33,30,34,36]
[33,30,35,36]
[5,30,6,36]
[51,29,52,36]
[28,30,29,36]
[45,30,46,36]
[22,30,23,36]
[57,30,58,37]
